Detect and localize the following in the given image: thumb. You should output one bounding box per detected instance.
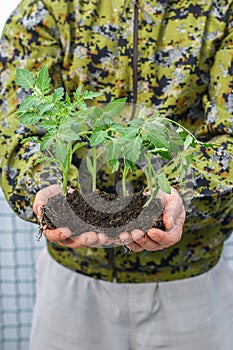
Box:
[163,212,174,231]
[33,201,44,218]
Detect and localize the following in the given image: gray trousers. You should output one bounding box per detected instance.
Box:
[29,247,233,350]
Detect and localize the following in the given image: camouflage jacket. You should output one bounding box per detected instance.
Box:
[0,0,233,282]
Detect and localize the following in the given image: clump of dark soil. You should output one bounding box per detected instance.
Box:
[40,189,164,239]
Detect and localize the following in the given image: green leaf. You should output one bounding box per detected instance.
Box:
[21,136,39,144]
[147,111,160,123]
[73,108,91,124]
[70,120,81,133]
[108,122,125,133]
[179,165,188,181]
[171,164,179,174]
[35,65,51,94]
[20,113,41,125]
[72,141,87,153]
[92,107,103,118]
[39,119,57,132]
[16,68,35,89]
[124,159,136,172]
[65,92,72,106]
[185,154,194,165]
[57,120,82,142]
[106,141,122,162]
[53,87,65,101]
[90,130,108,146]
[105,97,127,117]
[167,141,181,155]
[109,159,120,173]
[128,118,144,127]
[169,132,185,147]
[148,147,168,153]
[55,141,68,167]
[40,135,55,151]
[81,90,103,100]
[102,115,115,127]
[123,136,142,163]
[137,107,146,119]
[18,96,38,112]
[177,126,186,137]
[73,86,83,100]
[120,126,139,140]
[146,125,169,149]
[38,102,52,115]
[183,134,194,150]
[34,156,50,165]
[157,173,171,194]
[203,142,216,148]
[60,130,80,142]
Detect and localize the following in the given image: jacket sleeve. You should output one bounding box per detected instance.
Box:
[0,0,73,221]
[166,10,233,240]
[190,8,233,199]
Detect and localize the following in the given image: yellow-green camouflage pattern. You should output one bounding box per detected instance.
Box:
[0,0,233,282]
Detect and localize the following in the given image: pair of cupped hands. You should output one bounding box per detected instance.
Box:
[33,185,186,252]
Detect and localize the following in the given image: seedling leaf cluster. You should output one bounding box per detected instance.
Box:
[16,66,211,206]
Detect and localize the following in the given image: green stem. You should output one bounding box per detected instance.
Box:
[145,152,153,194]
[122,159,129,197]
[62,141,73,196]
[165,117,199,143]
[143,185,159,208]
[92,147,97,192]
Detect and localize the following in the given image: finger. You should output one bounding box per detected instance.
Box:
[58,238,85,249]
[161,191,185,230]
[147,227,181,248]
[89,233,119,247]
[163,203,185,230]
[37,184,62,200]
[126,241,144,252]
[71,231,99,247]
[33,185,62,215]
[119,231,132,244]
[131,229,163,251]
[58,231,99,248]
[33,202,44,217]
[127,230,145,251]
[97,232,109,245]
[161,210,185,245]
[43,227,72,243]
[162,213,174,231]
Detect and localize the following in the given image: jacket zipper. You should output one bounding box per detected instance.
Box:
[131,0,139,119]
[133,0,139,106]
[108,1,139,282]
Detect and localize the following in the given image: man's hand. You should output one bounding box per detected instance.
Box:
[120,187,186,252]
[33,185,185,251]
[33,185,115,248]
